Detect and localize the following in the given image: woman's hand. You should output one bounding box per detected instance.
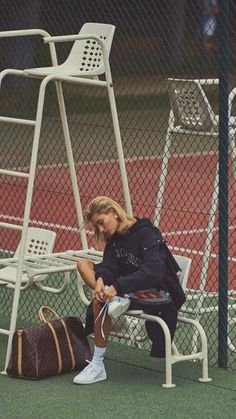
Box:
[95,279,117,302]
[95,277,105,302]
[103,285,117,302]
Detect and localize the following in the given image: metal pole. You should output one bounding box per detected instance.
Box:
[199,0,206,78]
[218,0,229,369]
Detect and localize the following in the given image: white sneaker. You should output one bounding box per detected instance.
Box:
[108,296,130,319]
[73,361,107,385]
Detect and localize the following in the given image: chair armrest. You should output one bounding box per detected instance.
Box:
[44,33,106,50]
[0,29,51,39]
[0,29,58,67]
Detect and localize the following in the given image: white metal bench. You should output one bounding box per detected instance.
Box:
[1,246,212,387]
[77,253,212,388]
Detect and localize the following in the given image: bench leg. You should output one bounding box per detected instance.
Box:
[129,312,176,388]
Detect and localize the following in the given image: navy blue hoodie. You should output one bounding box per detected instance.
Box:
[94,218,185,310]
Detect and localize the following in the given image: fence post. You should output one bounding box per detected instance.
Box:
[218,0,229,369]
[199,0,206,78]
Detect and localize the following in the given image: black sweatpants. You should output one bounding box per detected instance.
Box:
[85,299,178,358]
[129,299,178,358]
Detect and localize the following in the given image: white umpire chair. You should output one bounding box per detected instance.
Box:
[0,23,132,372]
[77,253,212,388]
[0,227,57,290]
[154,78,236,352]
[0,227,74,370]
[0,227,71,293]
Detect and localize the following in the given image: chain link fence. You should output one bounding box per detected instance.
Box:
[0,0,235,370]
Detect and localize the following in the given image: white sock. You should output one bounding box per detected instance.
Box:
[92,345,106,368]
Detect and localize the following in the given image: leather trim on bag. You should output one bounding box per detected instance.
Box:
[61,319,76,370]
[17,330,23,376]
[47,322,62,374]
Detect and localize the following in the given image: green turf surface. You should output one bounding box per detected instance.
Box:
[0,316,236,419]
[0,272,235,370]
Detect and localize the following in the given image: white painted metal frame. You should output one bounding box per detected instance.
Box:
[0,241,212,385]
[0,248,103,373]
[7,250,210,387]
[0,23,132,372]
[77,253,212,388]
[154,78,236,353]
[0,227,57,291]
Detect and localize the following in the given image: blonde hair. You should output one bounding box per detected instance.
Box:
[84,196,135,243]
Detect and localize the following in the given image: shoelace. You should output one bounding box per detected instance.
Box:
[83,360,100,373]
[95,303,109,340]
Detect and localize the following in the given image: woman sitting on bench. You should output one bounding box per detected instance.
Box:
[73,196,185,385]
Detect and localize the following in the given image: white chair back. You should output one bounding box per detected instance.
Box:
[167,78,217,131]
[14,227,56,258]
[62,22,115,76]
[173,254,192,292]
[0,228,56,286]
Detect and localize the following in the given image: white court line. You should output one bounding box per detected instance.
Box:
[37,150,218,169]
[2,151,233,262]
[0,214,92,236]
[11,150,218,172]
[165,224,235,237]
[3,148,222,241]
[3,214,235,238]
[0,214,235,262]
[168,245,236,263]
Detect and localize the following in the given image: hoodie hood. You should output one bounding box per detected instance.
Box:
[131,218,155,232]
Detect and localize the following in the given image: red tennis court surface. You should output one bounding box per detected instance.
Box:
[0,152,235,294]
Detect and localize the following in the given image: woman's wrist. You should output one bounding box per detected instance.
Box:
[112,281,122,296]
[96,277,104,285]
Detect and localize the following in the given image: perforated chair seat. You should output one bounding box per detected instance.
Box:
[25,22,115,78]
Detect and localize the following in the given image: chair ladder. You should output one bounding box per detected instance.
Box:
[0,70,131,372]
